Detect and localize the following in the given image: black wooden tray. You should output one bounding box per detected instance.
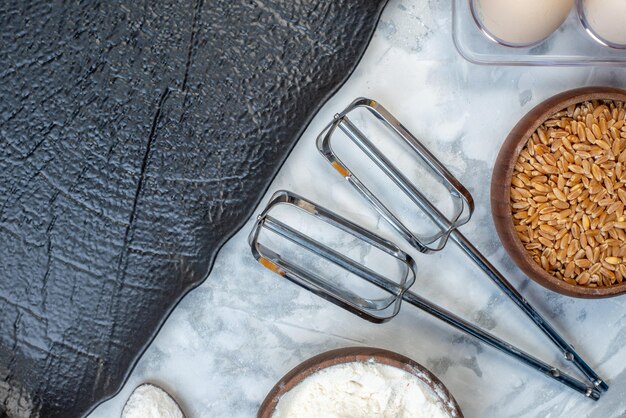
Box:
[0,0,387,416]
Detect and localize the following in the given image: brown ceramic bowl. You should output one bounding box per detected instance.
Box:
[492,86,626,298]
[257,347,463,418]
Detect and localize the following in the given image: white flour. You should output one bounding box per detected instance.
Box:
[121,384,184,418]
[272,361,451,418]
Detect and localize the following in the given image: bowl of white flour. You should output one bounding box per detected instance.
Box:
[258,347,463,418]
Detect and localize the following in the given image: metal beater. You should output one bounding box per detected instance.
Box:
[248,98,606,399]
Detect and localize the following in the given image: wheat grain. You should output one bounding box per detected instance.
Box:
[511,100,626,288]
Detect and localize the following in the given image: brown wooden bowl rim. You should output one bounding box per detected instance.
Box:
[492,86,626,298]
[257,346,463,418]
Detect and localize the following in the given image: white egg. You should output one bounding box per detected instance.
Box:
[471,0,575,47]
[579,0,626,48]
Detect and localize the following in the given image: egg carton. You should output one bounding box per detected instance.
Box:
[453,0,626,66]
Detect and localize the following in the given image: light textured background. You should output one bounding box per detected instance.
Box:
[90,1,626,417]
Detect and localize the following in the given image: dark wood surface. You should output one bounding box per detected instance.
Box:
[257,346,464,418]
[0,1,387,416]
[491,87,626,298]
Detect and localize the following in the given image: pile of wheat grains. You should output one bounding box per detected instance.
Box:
[511,100,626,287]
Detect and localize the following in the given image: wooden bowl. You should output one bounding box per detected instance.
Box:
[492,86,626,298]
[257,347,463,418]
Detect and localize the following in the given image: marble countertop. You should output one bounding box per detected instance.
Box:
[89,1,626,417]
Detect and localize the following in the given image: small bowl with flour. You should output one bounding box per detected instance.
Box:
[258,347,463,418]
